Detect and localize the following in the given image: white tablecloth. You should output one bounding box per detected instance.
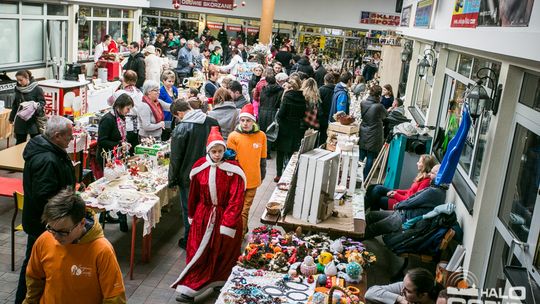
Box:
[87,81,121,113]
[67,134,90,154]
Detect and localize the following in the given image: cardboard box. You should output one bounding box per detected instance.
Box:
[134,144,168,156]
[328,122,359,135]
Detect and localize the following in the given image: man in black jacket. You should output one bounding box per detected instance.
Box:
[318,73,336,146]
[168,99,219,249]
[274,46,293,74]
[314,59,327,88]
[296,56,315,79]
[15,115,76,304]
[124,42,146,89]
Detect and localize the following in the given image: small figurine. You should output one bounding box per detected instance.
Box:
[324,261,338,277]
[330,239,344,254]
[300,256,318,277]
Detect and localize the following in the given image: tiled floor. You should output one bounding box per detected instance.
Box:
[0,143,405,304]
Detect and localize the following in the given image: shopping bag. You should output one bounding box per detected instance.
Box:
[266,117,279,143]
[16,101,38,121]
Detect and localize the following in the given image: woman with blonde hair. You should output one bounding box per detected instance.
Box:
[365,154,438,211]
[301,78,320,129]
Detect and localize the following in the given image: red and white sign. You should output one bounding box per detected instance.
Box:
[226,25,242,32]
[180,0,234,10]
[360,11,401,26]
[247,27,259,34]
[207,21,224,30]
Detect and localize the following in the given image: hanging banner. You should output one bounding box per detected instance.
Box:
[360,11,401,26]
[180,0,234,10]
[246,27,259,34]
[478,0,534,27]
[226,25,242,32]
[414,0,435,27]
[451,0,481,28]
[206,21,223,30]
[400,5,412,27]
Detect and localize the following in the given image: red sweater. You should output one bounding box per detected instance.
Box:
[388,177,431,209]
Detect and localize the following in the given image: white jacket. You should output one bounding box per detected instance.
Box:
[145,54,162,84]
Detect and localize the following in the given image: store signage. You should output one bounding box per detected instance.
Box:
[226,25,242,32]
[246,27,259,34]
[451,0,480,28]
[180,0,234,10]
[414,0,434,27]
[360,11,400,26]
[207,21,223,30]
[400,5,412,27]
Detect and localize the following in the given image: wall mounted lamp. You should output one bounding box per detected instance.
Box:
[464,67,503,123]
[417,48,437,78]
[401,41,412,62]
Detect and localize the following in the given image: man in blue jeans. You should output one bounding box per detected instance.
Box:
[15,116,76,304]
[168,99,219,249]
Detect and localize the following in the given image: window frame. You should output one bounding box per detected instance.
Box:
[0,2,68,70]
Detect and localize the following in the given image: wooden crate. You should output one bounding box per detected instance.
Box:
[293,149,329,219]
[328,122,359,135]
[308,151,340,224]
[338,145,360,195]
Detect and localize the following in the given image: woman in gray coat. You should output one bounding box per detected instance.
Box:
[359,85,387,179]
[138,80,171,140]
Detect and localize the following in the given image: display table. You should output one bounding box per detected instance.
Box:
[87,81,121,113]
[38,79,90,117]
[81,165,173,279]
[0,109,13,144]
[261,153,366,238]
[0,142,26,172]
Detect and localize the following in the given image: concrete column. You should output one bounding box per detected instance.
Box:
[258,0,275,45]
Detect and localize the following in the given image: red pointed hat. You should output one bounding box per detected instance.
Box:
[206,126,226,152]
[239,103,256,121]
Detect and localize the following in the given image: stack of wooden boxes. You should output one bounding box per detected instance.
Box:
[293,148,340,224]
[326,122,359,152]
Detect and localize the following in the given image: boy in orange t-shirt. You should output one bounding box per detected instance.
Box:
[227,103,267,235]
[24,189,125,304]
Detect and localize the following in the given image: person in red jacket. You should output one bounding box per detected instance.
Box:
[365,154,437,211]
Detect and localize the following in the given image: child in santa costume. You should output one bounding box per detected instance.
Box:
[227,103,267,235]
[171,126,246,303]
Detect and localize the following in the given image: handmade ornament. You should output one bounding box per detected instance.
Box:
[347,251,363,264]
[330,239,344,254]
[342,262,362,283]
[312,292,326,304]
[317,274,327,287]
[318,251,333,266]
[324,261,338,277]
[300,256,318,277]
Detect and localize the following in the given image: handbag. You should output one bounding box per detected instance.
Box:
[16,101,37,121]
[266,113,279,143]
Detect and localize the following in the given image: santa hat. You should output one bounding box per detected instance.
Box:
[206,126,226,152]
[239,103,256,121]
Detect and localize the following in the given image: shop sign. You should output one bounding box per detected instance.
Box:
[360,11,400,26]
[400,5,412,27]
[477,0,534,27]
[246,27,259,34]
[180,0,234,10]
[207,21,223,30]
[451,0,480,28]
[414,0,435,28]
[226,25,242,32]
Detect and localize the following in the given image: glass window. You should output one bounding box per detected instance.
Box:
[519,71,540,112]
[0,2,19,14]
[79,6,91,17]
[160,18,178,31]
[414,73,434,116]
[458,54,473,78]
[207,15,226,22]
[248,20,260,26]
[78,21,90,61]
[161,10,180,18]
[122,21,134,44]
[109,9,121,18]
[227,18,244,25]
[498,124,539,242]
[471,113,491,184]
[447,51,459,71]
[92,20,107,50]
[21,20,43,62]
[143,9,159,16]
[109,22,122,41]
[122,10,134,19]
[485,230,522,290]
[0,19,18,65]
[93,8,107,17]
[22,3,42,15]
[47,4,67,16]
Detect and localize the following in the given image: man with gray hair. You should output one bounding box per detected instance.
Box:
[176,40,194,87]
[15,115,76,304]
[24,189,126,303]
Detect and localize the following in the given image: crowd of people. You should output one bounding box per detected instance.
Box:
[10,27,457,304]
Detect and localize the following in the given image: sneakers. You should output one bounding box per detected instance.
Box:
[273,176,281,183]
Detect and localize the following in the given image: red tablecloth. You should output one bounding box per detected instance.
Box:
[0,177,23,197]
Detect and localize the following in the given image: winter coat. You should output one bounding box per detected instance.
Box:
[9,81,46,135]
[248,74,261,99]
[124,52,146,88]
[159,86,178,122]
[362,62,378,82]
[138,98,171,138]
[275,51,292,71]
[168,110,219,188]
[176,46,193,75]
[203,80,220,99]
[394,186,447,221]
[314,65,327,88]
[258,84,283,132]
[234,95,249,109]
[383,106,410,139]
[359,96,387,153]
[329,82,350,122]
[22,135,76,236]
[210,52,221,65]
[144,53,162,84]
[207,101,240,140]
[319,84,335,128]
[97,111,124,167]
[276,90,307,152]
[296,58,314,78]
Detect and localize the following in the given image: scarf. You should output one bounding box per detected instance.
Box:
[16,80,39,94]
[143,95,164,123]
[113,109,127,142]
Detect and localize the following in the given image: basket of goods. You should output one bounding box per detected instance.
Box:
[265,202,283,215]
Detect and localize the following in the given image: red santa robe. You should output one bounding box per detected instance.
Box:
[171,155,246,296]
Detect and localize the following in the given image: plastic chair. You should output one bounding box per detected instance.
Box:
[11,191,24,271]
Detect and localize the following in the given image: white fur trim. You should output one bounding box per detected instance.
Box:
[208,164,218,206]
[220,225,236,238]
[218,162,247,190]
[206,140,226,152]
[239,112,256,121]
[188,217,193,225]
[175,281,225,297]
[171,208,216,288]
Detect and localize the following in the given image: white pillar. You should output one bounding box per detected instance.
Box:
[68,4,79,63]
